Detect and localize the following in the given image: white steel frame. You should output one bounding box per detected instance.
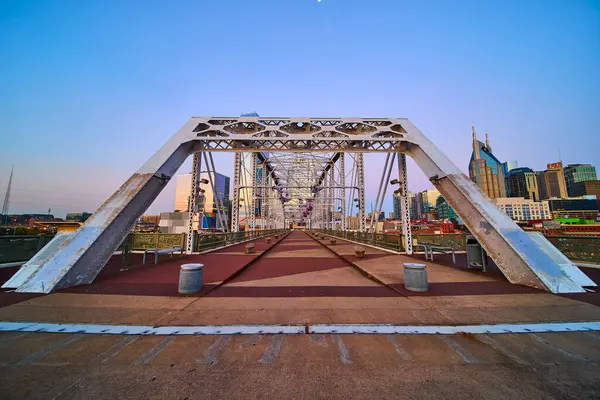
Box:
[7,117,594,295]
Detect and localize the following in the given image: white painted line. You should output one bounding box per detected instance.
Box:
[332,335,352,365]
[385,335,411,361]
[308,322,600,335]
[1,321,600,336]
[198,336,231,365]
[95,336,138,363]
[438,336,478,364]
[474,334,528,365]
[136,336,175,364]
[258,335,285,364]
[528,333,589,361]
[15,334,83,365]
[0,323,306,335]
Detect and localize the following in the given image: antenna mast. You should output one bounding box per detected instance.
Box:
[2,165,14,225]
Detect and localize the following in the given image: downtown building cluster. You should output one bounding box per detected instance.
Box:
[393,125,599,233]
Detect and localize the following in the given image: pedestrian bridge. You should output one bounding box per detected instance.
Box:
[2,230,599,320]
[3,117,597,295]
[2,229,600,398]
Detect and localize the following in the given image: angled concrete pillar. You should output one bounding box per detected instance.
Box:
[11,120,198,293]
[403,119,590,293]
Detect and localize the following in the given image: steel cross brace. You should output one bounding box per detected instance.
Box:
[7,117,593,294]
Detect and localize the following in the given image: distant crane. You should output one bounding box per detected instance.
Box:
[2,165,14,225]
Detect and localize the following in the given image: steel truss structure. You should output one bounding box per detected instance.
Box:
[5,117,595,295]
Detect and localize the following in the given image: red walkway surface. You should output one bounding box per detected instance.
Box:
[313,232,600,305]
[0,233,290,306]
[406,245,600,305]
[2,230,599,307]
[207,230,400,298]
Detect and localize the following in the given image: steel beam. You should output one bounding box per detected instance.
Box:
[250,153,258,231]
[356,153,366,233]
[329,166,335,230]
[397,153,413,254]
[186,151,201,254]
[339,153,347,231]
[232,152,241,232]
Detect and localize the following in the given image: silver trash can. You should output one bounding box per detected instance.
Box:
[466,235,487,272]
[178,263,204,294]
[403,263,428,292]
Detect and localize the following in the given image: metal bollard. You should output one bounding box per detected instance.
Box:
[403,263,428,292]
[354,246,366,258]
[178,264,204,294]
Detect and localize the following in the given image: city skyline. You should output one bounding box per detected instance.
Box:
[1,127,598,218]
[1,0,599,217]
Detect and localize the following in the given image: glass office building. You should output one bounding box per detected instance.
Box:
[564,164,598,196]
[469,127,507,198]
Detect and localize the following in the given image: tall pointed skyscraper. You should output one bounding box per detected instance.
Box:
[468,127,506,198]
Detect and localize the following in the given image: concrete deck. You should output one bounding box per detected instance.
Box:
[1,230,600,398]
[1,329,600,399]
[2,230,600,326]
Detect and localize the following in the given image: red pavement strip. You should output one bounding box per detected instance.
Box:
[314,232,600,304]
[3,229,599,306]
[0,232,291,306]
[206,230,401,298]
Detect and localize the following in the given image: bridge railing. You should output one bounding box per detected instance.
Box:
[194,229,286,252]
[546,236,600,264]
[1,230,288,266]
[0,235,55,264]
[311,230,600,264]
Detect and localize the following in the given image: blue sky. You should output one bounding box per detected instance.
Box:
[1,0,599,217]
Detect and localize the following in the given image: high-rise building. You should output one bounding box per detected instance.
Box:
[502,160,519,176]
[392,192,400,220]
[494,197,551,221]
[174,174,193,212]
[408,192,417,220]
[346,215,359,230]
[547,197,599,220]
[414,189,440,219]
[393,191,417,221]
[469,126,507,198]
[570,180,600,198]
[537,162,568,200]
[174,172,230,213]
[563,164,597,196]
[436,196,457,220]
[236,113,267,229]
[506,167,540,201]
[200,171,230,215]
